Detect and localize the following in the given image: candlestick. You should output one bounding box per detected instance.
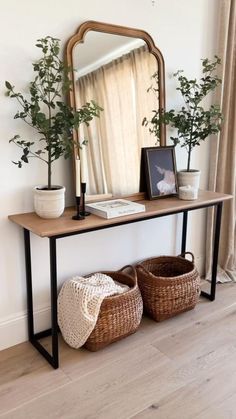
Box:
[80,182,91,216]
[75,158,81,197]
[72,196,85,220]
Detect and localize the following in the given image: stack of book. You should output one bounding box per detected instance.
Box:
[85,199,146,219]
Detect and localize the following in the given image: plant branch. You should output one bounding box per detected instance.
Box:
[11,139,48,163]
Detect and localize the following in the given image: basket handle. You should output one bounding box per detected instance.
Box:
[135,263,151,277]
[118,265,137,284]
[177,251,195,264]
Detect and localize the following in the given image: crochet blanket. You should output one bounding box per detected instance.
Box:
[58,273,129,349]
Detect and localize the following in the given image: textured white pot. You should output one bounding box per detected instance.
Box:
[33,185,65,219]
[177,170,201,189]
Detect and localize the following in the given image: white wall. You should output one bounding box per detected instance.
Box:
[0,0,220,349]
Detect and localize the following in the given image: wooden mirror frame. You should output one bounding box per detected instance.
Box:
[66,21,166,199]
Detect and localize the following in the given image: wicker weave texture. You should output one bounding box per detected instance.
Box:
[85,266,143,351]
[136,253,200,322]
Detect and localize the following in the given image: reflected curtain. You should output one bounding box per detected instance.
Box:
[205,0,236,281]
[75,46,157,195]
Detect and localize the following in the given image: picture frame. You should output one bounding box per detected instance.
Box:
[142,146,178,200]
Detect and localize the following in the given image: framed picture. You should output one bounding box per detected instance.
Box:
[142,146,178,200]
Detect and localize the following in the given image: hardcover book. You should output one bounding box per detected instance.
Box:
[85,199,146,219]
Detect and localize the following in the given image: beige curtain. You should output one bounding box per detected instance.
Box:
[75,46,157,195]
[206,0,236,282]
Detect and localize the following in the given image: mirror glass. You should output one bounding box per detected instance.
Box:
[67,23,166,197]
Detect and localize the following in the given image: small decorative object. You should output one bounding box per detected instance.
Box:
[78,141,90,217]
[143,56,223,189]
[6,36,102,219]
[72,157,84,220]
[85,199,145,219]
[72,196,84,220]
[142,146,178,200]
[178,185,198,201]
[136,252,200,321]
[80,182,90,217]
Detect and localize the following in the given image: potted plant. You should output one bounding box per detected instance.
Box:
[143,56,223,190]
[6,36,102,218]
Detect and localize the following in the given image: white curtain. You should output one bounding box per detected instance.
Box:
[205,0,236,282]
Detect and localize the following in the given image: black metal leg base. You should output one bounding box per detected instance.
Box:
[28,327,59,369]
[201,290,215,301]
[200,202,223,302]
[31,336,58,369]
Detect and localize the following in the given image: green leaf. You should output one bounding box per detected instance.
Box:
[21,155,29,163]
[5,81,13,90]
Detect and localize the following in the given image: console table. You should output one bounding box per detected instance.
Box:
[9,190,232,369]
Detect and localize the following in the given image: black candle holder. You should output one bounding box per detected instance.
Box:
[80,182,91,217]
[72,196,85,220]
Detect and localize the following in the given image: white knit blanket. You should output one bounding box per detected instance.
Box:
[58,273,129,349]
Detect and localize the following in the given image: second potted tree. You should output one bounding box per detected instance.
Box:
[143,56,223,192]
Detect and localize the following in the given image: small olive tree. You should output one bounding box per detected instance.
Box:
[6,36,102,189]
[143,56,223,171]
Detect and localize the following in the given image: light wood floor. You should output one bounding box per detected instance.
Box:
[1,283,236,419]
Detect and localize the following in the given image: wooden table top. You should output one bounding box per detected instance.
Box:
[8,190,232,238]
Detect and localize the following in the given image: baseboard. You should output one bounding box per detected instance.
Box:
[0,305,51,351]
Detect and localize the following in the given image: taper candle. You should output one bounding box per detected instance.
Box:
[80,146,86,183]
[75,158,81,196]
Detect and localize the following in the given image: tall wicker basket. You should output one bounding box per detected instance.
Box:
[136,252,200,322]
[85,265,143,351]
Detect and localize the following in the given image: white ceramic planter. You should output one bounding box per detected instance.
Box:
[33,185,65,219]
[177,170,200,200]
[177,170,201,189]
[178,185,199,200]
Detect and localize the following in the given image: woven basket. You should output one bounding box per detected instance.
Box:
[136,252,200,322]
[85,265,143,351]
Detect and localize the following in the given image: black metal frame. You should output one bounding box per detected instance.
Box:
[23,200,223,369]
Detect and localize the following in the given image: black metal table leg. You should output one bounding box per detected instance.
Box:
[49,237,59,368]
[24,228,34,341]
[181,211,188,254]
[201,202,223,301]
[24,230,59,369]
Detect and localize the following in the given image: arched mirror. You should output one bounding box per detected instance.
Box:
[66,21,166,197]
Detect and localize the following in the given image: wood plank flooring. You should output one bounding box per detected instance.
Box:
[1,283,236,419]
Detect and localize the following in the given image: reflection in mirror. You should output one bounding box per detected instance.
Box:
[67,22,166,197]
